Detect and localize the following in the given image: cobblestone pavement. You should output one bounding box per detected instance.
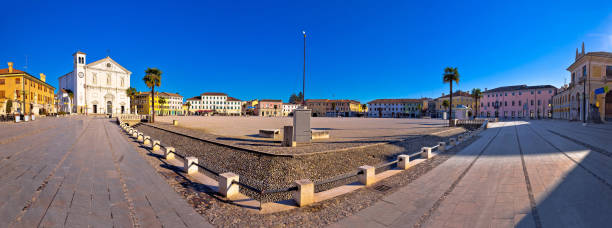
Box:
[329,120,612,228]
[0,117,211,228]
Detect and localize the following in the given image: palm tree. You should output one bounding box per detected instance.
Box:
[443,67,460,126]
[143,68,162,123]
[471,88,482,119]
[125,87,138,114]
[158,97,167,116]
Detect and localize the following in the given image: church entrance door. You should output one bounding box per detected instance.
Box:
[107,101,113,114]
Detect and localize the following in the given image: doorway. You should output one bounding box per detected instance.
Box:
[93,105,97,114]
[107,101,112,114]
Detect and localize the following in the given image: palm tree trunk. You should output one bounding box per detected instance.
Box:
[449,83,453,126]
[151,86,155,123]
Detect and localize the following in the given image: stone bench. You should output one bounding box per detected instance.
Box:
[311,130,330,140]
[259,129,280,139]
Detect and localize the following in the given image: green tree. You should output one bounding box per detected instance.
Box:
[442,100,449,110]
[443,67,460,125]
[289,93,298,104]
[471,88,482,118]
[125,87,138,114]
[143,68,162,123]
[361,104,367,112]
[158,97,167,116]
[6,100,12,114]
[65,89,74,113]
[186,101,191,115]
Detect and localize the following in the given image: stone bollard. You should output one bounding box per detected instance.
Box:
[458,135,464,142]
[421,147,433,159]
[133,131,139,138]
[137,133,144,142]
[358,165,375,186]
[438,142,446,152]
[173,120,178,126]
[398,155,411,170]
[152,140,161,151]
[184,156,198,174]
[293,179,314,207]
[449,138,457,146]
[165,147,176,160]
[219,172,240,198]
[143,136,151,147]
[282,126,296,147]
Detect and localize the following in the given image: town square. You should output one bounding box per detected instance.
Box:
[2,1,612,227]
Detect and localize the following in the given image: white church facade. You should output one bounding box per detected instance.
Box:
[58,51,131,115]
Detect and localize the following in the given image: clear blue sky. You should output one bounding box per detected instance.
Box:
[1,0,612,103]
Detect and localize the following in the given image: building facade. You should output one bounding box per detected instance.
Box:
[551,44,612,122]
[256,99,283,116]
[480,85,556,119]
[434,91,474,118]
[186,92,242,116]
[282,103,300,116]
[0,62,56,115]
[58,52,131,115]
[305,99,365,117]
[134,92,184,116]
[367,98,426,118]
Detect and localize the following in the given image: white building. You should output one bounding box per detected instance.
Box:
[282,103,300,116]
[58,51,131,115]
[186,92,242,116]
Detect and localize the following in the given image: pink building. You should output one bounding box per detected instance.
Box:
[479,85,557,119]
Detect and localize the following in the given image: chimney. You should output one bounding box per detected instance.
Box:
[8,62,13,73]
[40,73,46,82]
[581,42,585,55]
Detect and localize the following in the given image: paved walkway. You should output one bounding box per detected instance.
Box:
[330,120,612,228]
[0,117,212,228]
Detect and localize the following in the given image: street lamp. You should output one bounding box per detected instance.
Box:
[302,30,306,107]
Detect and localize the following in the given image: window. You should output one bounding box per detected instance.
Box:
[16,90,20,98]
[107,74,111,85]
[538,91,541,94]
[0,91,4,98]
[572,72,576,83]
[505,93,507,96]
[504,101,507,106]
[531,100,534,105]
[606,66,612,78]
[549,90,552,94]
[121,77,125,87]
[519,92,522,95]
[518,100,522,106]
[583,65,587,77]
[512,92,515,96]
[512,101,515,106]
[538,100,541,105]
[93,73,97,84]
[15,78,20,84]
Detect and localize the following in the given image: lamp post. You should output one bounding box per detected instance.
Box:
[302,30,306,107]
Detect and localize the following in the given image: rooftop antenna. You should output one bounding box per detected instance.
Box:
[106,49,110,57]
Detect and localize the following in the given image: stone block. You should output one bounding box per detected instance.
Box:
[293,179,314,207]
[398,155,411,170]
[438,142,446,152]
[137,133,144,142]
[152,140,161,151]
[421,147,433,159]
[173,120,178,126]
[219,172,240,198]
[293,107,312,144]
[458,135,464,142]
[165,147,176,160]
[311,130,330,140]
[449,138,457,146]
[259,129,280,139]
[282,126,296,147]
[143,136,151,147]
[132,131,139,138]
[358,165,375,186]
[184,157,198,175]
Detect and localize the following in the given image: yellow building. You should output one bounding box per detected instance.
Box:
[0,62,55,115]
[434,91,474,117]
[305,99,365,117]
[134,91,184,116]
[552,43,612,122]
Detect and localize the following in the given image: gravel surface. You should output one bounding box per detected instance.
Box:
[124,123,481,227]
[133,123,466,202]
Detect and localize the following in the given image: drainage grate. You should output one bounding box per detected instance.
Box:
[373,184,392,192]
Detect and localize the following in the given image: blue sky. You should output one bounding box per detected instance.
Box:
[1,0,612,103]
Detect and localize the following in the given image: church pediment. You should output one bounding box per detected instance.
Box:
[86,57,131,74]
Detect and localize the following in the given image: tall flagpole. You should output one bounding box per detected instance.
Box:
[302,30,306,107]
